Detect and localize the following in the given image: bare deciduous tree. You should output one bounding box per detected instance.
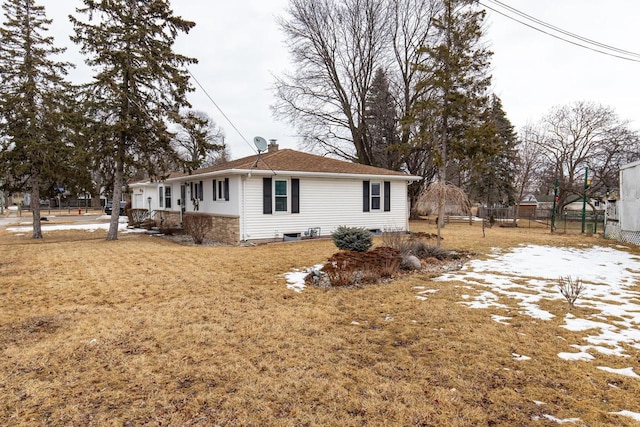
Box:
[274,0,441,165]
[414,181,470,246]
[532,101,639,213]
[512,124,544,224]
[274,0,390,164]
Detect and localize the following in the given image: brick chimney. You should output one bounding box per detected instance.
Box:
[268,139,279,153]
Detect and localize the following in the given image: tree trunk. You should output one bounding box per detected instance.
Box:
[512,202,520,226]
[107,145,125,241]
[436,197,444,248]
[31,172,43,239]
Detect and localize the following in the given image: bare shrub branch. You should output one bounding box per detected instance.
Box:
[183,213,212,245]
[557,276,586,308]
[127,209,150,228]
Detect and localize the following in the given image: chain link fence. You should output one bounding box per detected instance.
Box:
[477,206,604,233]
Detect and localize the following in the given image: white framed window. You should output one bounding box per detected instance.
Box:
[274,179,288,212]
[370,182,381,210]
[164,186,172,209]
[212,178,230,202]
[263,178,299,215]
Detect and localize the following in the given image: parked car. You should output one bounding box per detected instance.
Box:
[104,201,126,216]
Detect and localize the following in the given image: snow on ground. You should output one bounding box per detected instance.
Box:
[414,287,439,301]
[283,264,324,293]
[431,245,640,360]
[609,410,640,422]
[536,414,582,424]
[6,217,146,233]
[597,366,640,378]
[427,244,640,424]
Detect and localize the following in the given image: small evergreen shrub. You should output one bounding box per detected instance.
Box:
[332,226,373,252]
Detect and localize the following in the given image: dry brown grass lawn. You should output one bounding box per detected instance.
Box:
[1,220,639,426]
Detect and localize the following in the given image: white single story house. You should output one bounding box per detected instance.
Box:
[129,144,420,243]
[605,159,640,245]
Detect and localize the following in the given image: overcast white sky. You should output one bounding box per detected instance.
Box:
[33,1,640,159]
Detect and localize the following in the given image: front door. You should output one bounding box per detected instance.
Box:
[180,184,186,223]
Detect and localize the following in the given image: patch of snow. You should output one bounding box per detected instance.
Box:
[532,400,546,405]
[415,289,439,301]
[428,245,640,359]
[609,410,640,422]
[284,264,323,293]
[284,264,322,292]
[541,414,581,424]
[597,366,640,378]
[491,315,512,325]
[512,352,531,361]
[558,351,594,362]
[7,217,130,233]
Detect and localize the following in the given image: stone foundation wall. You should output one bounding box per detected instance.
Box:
[155,210,181,228]
[207,214,240,244]
[155,211,240,244]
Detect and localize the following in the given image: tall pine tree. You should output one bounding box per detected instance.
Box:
[410,0,492,225]
[0,0,75,238]
[466,95,518,207]
[70,0,197,240]
[365,68,402,170]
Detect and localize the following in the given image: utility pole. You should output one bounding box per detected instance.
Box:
[581,167,589,234]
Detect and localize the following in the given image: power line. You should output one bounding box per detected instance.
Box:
[480,0,640,63]
[485,0,640,59]
[186,67,278,174]
[186,67,258,154]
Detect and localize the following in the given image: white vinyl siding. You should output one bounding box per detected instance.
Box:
[243,176,409,241]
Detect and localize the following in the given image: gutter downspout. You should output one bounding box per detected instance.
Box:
[241,174,247,241]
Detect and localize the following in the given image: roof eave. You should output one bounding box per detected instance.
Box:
[163,168,420,181]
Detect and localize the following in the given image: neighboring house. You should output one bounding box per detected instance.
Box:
[518,193,600,219]
[129,144,419,243]
[605,159,640,245]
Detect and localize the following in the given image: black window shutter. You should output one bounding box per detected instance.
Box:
[199,181,203,201]
[263,177,272,214]
[190,182,194,200]
[291,178,300,214]
[212,179,217,201]
[363,181,370,212]
[384,181,391,212]
[224,178,230,201]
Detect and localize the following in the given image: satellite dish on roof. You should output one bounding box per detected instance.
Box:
[253,136,268,153]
